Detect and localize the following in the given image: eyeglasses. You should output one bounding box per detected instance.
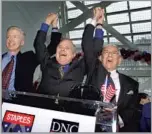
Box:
[102,51,119,57]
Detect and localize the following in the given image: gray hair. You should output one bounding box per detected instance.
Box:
[102,44,121,56]
[60,38,76,53]
[7,26,26,39]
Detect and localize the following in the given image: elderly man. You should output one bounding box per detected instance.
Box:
[34,13,85,97]
[100,45,138,132]
[82,7,139,132]
[2,26,38,96]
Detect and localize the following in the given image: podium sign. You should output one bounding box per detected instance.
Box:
[2,90,117,132]
[2,102,96,132]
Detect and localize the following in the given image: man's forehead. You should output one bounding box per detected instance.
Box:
[59,40,73,47]
[103,45,119,51]
[7,29,22,36]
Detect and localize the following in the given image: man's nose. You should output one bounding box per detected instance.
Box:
[108,52,112,57]
[7,37,13,41]
[61,48,66,51]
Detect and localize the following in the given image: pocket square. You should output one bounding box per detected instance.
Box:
[126,90,134,95]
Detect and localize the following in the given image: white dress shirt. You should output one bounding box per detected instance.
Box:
[110,70,120,103]
[110,70,124,128]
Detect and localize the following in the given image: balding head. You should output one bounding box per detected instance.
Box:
[99,44,122,71]
[56,38,76,65]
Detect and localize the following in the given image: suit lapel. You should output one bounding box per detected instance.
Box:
[2,52,7,58]
[14,52,22,90]
[117,73,126,106]
[15,52,21,72]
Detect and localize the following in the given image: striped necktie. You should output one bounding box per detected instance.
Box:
[59,66,64,78]
[2,56,14,90]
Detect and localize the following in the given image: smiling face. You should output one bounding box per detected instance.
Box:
[6,27,24,54]
[56,39,76,65]
[99,45,122,71]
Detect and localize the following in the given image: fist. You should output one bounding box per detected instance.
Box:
[93,7,102,21]
[45,13,57,25]
[97,8,105,24]
[52,15,58,27]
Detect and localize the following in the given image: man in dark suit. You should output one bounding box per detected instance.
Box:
[82,7,139,132]
[2,21,59,104]
[2,26,38,96]
[34,13,86,98]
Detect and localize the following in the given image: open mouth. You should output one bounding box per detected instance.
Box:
[59,53,67,57]
[107,59,113,62]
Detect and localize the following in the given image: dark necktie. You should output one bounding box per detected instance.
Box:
[101,73,116,103]
[59,66,64,78]
[2,56,14,89]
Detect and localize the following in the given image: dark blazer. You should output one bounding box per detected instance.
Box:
[2,51,38,92]
[81,24,106,99]
[34,30,86,97]
[117,73,139,132]
[82,24,139,132]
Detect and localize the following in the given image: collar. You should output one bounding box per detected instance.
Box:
[109,70,118,78]
[110,70,117,75]
[7,51,17,58]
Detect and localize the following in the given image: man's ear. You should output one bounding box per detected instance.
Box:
[21,40,24,46]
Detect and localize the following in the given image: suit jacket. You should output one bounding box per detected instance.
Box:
[82,24,139,132]
[117,73,139,132]
[81,24,106,100]
[34,30,86,97]
[2,51,38,92]
[33,31,62,88]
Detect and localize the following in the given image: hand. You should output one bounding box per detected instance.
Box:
[97,8,105,25]
[93,7,102,21]
[45,13,57,25]
[52,15,58,28]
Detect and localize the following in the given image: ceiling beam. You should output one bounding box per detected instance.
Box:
[59,1,113,33]
[60,1,137,49]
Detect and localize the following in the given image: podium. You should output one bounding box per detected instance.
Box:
[2,90,117,132]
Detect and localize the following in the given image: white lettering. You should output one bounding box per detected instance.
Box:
[51,122,60,132]
[70,125,78,132]
[60,123,70,132]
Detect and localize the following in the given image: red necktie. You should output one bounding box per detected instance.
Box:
[2,56,14,90]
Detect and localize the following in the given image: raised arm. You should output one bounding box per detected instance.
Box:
[93,8,105,55]
[33,13,57,65]
[82,7,104,73]
[47,16,62,56]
